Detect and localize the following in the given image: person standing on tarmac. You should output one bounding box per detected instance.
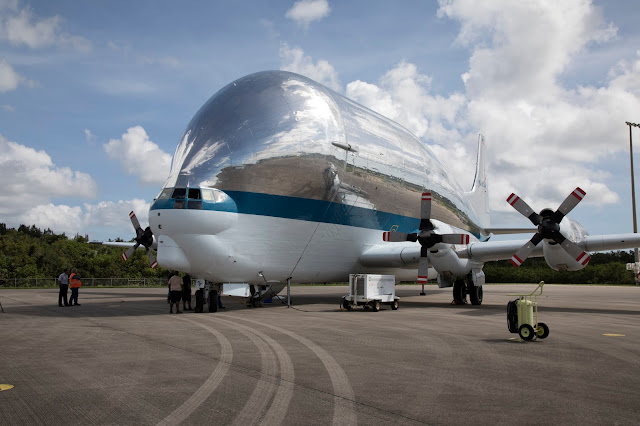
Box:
[68,268,83,306]
[57,268,69,307]
[168,271,182,314]
[182,274,193,311]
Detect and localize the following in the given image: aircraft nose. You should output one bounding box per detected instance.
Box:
[149,208,237,236]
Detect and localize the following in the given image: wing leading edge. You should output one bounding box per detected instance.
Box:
[359,233,640,268]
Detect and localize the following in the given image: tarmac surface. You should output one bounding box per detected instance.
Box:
[0,284,639,425]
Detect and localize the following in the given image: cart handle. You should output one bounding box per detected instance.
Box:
[507,281,545,297]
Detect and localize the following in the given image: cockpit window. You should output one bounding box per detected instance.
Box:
[172,188,186,199]
[202,189,215,201]
[188,188,201,200]
[156,188,173,200]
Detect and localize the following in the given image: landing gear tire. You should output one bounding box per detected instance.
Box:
[194,289,204,313]
[536,322,550,339]
[342,298,351,311]
[391,300,399,310]
[453,280,467,304]
[371,300,381,312]
[468,285,483,305]
[518,324,535,341]
[208,290,218,313]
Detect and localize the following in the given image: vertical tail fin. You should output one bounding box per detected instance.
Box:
[464,134,490,228]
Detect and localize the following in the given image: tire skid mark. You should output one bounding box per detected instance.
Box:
[221,320,278,426]
[213,317,295,426]
[225,315,357,426]
[156,317,233,426]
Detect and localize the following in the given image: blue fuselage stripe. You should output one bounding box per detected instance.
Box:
[151,190,421,233]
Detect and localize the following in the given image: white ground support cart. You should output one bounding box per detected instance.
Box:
[342,274,399,312]
[507,281,550,341]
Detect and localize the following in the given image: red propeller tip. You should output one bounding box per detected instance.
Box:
[509,254,523,267]
[507,193,519,205]
[571,188,586,201]
[577,252,590,265]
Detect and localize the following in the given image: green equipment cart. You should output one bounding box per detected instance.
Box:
[507,281,550,341]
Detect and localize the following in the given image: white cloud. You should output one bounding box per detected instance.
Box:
[84,128,96,144]
[347,61,467,141]
[285,0,331,28]
[0,2,91,51]
[431,0,637,219]
[279,43,340,91]
[103,126,171,186]
[0,134,98,218]
[20,199,150,239]
[0,58,21,92]
[1,103,14,111]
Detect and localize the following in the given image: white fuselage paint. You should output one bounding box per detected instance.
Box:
[152,209,475,284]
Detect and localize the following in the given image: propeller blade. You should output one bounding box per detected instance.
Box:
[121,244,139,262]
[559,239,591,266]
[146,249,158,269]
[509,233,544,267]
[440,234,470,245]
[507,193,541,225]
[420,192,432,220]
[417,255,429,284]
[129,211,142,231]
[551,187,586,222]
[383,231,412,242]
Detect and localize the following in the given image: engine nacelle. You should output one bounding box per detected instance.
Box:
[542,217,590,271]
[429,244,473,281]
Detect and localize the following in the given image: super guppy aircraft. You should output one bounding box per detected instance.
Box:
[117,70,640,311]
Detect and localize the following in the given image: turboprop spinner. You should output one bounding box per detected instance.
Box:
[383,192,470,284]
[507,187,590,268]
[121,211,158,269]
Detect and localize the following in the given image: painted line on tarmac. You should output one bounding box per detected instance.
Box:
[603,333,625,337]
[228,315,356,426]
[0,384,14,391]
[156,317,233,426]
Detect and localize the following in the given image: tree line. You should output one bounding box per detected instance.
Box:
[0,223,168,281]
[0,223,637,284]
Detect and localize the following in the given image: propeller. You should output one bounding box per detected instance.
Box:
[121,211,158,269]
[506,187,590,267]
[383,192,470,283]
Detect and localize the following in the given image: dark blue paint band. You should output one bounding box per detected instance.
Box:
[151,190,480,237]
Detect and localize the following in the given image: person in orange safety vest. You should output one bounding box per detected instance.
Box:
[68,268,83,306]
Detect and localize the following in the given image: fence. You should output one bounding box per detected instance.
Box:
[0,277,169,288]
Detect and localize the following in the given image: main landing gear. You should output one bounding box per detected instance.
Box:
[451,275,483,305]
[194,282,220,313]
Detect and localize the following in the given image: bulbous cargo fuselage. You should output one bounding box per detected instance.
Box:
[149,71,482,283]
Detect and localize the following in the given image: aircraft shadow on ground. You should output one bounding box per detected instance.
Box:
[2,289,637,318]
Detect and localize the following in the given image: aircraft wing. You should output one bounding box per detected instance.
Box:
[89,241,136,248]
[360,233,640,267]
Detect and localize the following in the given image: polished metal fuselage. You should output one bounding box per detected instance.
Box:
[162,70,481,235]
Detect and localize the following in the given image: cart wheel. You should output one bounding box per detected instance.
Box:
[536,322,550,339]
[518,324,535,341]
[371,300,381,312]
[391,300,399,310]
[342,298,351,311]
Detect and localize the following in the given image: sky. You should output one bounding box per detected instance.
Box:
[1,0,640,242]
